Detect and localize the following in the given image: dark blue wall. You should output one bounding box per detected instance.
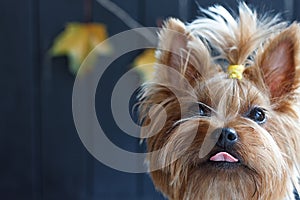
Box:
[0,0,296,199]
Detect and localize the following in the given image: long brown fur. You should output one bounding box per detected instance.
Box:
[139,2,300,200]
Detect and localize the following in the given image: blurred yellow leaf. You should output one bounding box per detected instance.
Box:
[50,23,112,74]
[133,49,156,82]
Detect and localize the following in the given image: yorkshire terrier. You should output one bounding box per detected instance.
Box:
[139,2,300,200]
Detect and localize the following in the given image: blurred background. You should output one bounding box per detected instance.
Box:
[0,0,298,199]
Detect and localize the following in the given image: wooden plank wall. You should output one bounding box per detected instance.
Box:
[0,0,296,199]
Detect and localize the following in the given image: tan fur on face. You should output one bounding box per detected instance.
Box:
[139,2,300,200]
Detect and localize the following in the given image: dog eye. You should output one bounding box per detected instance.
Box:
[247,107,266,124]
[198,104,211,117]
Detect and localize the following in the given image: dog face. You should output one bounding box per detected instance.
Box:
[139,3,300,200]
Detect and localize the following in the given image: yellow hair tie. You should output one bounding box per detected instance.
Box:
[227,65,245,80]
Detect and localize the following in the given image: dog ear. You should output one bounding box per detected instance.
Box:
[257,23,300,99]
[155,18,212,86]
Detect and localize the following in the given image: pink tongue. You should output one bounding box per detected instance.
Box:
[210,152,239,163]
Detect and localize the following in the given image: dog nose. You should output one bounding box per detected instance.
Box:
[216,128,238,148]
